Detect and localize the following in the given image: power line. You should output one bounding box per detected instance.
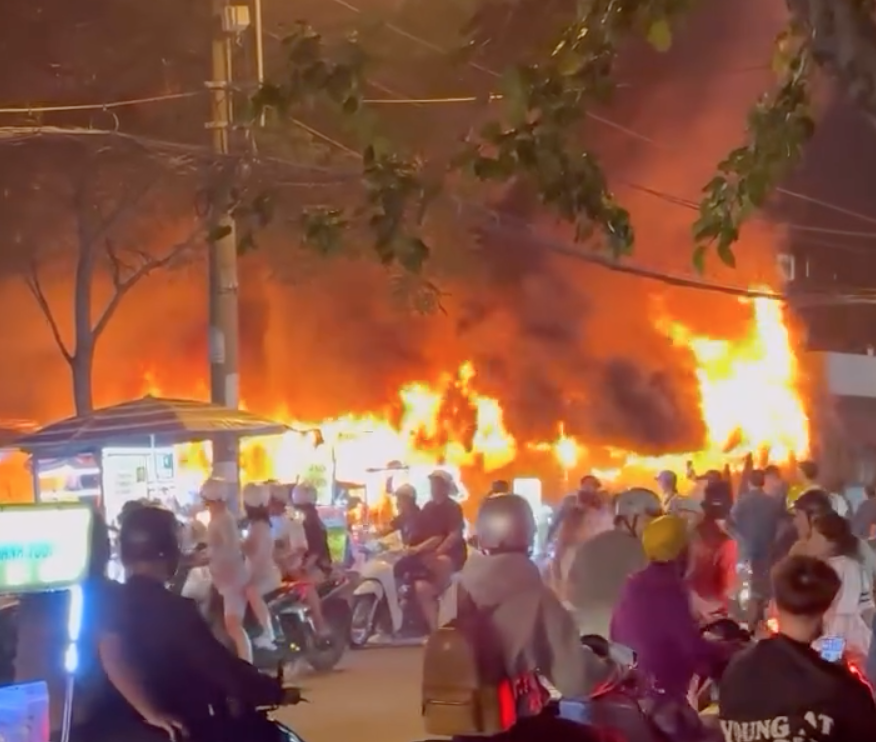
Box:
[0,91,202,115]
[328,0,876,232]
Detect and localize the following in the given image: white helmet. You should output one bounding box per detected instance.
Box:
[615,488,663,530]
[242,483,270,508]
[393,483,417,502]
[291,483,318,506]
[200,477,231,503]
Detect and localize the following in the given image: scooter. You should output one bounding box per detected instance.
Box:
[175,549,353,673]
[349,532,458,647]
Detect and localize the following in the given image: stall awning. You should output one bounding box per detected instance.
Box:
[16,395,290,455]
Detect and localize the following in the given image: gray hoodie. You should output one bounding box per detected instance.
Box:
[458,552,611,698]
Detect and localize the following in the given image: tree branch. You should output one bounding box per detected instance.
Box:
[92,226,204,341]
[22,255,73,363]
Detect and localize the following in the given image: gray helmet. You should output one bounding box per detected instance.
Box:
[615,488,663,532]
[475,493,536,554]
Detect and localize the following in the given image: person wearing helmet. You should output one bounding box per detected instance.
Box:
[267,484,308,576]
[459,494,613,701]
[488,479,511,497]
[611,516,732,711]
[412,470,467,633]
[386,483,424,547]
[688,480,738,621]
[241,483,280,651]
[103,503,290,741]
[200,477,251,662]
[291,483,334,643]
[565,488,660,638]
[788,488,836,557]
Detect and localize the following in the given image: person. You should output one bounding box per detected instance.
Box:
[790,460,849,517]
[788,488,836,557]
[610,515,731,705]
[386,483,424,546]
[732,468,785,626]
[719,555,876,741]
[290,483,333,642]
[546,505,588,603]
[488,480,511,497]
[267,484,308,577]
[852,483,876,541]
[241,483,280,651]
[656,469,679,509]
[547,474,602,543]
[200,477,252,662]
[412,470,468,633]
[688,480,738,621]
[458,493,613,699]
[806,512,873,659]
[565,488,659,638]
[101,503,293,742]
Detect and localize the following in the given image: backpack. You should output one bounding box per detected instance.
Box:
[421,586,519,737]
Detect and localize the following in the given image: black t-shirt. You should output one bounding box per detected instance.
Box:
[719,634,876,741]
[110,575,282,718]
[420,497,467,570]
[297,505,332,570]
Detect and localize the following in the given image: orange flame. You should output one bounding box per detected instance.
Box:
[143,289,809,495]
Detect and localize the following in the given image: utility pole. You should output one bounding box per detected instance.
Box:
[207,0,243,493]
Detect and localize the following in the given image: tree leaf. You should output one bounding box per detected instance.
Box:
[646,19,673,52]
[692,244,707,274]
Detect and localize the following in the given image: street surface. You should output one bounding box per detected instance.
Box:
[275,646,426,742]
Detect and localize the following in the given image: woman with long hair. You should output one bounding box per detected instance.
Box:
[807,512,874,658]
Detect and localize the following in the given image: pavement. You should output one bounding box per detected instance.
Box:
[274,646,426,742]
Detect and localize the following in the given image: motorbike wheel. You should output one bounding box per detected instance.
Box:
[349,595,377,649]
[299,599,350,673]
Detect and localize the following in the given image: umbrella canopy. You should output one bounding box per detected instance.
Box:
[15,395,290,455]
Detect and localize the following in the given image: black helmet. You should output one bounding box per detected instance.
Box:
[702,480,733,520]
[490,480,511,495]
[793,488,833,519]
[119,503,181,573]
[475,493,535,554]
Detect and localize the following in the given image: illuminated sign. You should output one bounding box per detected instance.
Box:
[0,504,93,593]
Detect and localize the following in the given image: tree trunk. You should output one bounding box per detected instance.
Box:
[70,350,94,415]
[72,225,96,415]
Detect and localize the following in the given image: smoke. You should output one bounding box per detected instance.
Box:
[0,0,794,459]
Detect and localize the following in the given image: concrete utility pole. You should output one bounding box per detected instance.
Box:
[207,0,242,490]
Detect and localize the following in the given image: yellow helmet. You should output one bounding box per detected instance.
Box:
[641,515,690,563]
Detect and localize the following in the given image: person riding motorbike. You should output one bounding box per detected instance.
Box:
[719,555,876,741]
[290,483,334,643]
[688,480,738,621]
[566,488,660,638]
[547,475,608,545]
[199,477,255,662]
[241,483,280,651]
[89,502,294,742]
[610,515,733,718]
[267,484,308,577]
[458,493,613,699]
[412,470,468,633]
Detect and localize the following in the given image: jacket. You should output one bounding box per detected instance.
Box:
[458,552,612,698]
[610,561,728,700]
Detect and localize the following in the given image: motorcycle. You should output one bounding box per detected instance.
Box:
[175,549,353,673]
[348,532,458,647]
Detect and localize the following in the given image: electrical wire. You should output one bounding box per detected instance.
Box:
[328,0,876,232]
[0,91,202,115]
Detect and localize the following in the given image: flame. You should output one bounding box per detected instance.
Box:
[141,289,809,496]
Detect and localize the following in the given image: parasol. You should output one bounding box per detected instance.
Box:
[15,395,290,455]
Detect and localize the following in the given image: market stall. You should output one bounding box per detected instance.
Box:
[14,395,289,524]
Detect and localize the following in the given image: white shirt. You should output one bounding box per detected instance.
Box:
[270,513,308,571]
[206,508,246,591]
[245,520,282,594]
[823,555,873,656]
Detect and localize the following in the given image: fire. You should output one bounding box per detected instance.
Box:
[144,291,809,495]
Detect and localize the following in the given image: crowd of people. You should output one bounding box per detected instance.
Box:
[422,459,876,742]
